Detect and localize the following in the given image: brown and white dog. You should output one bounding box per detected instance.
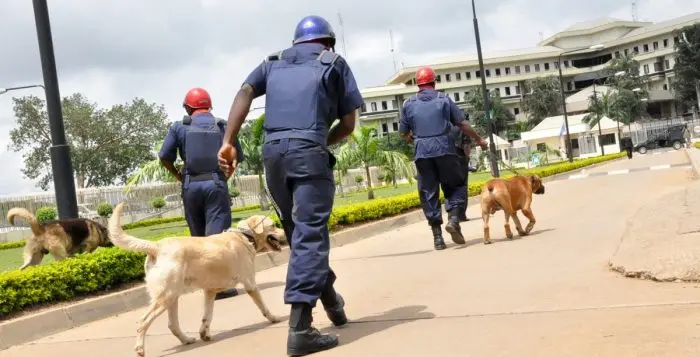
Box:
[7,207,112,270]
[479,174,545,244]
[108,203,285,357]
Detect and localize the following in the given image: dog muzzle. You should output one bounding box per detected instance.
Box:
[535,186,545,194]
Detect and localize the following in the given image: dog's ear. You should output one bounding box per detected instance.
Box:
[252,216,264,235]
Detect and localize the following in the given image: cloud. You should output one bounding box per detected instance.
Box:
[0,0,698,195]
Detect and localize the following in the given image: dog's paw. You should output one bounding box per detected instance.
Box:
[199,331,212,342]
[483,240,492,245]
[266,314,282,324]
[506,232,514,239]
[135,345,145,357]
[183,336,196,345]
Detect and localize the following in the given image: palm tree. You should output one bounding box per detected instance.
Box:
[332,144,355,197]
[342,126,415,200]
[238,113,269,210]
[125,140,181,193]
[583,90,617,128]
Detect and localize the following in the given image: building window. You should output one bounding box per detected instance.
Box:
[633,46,639,53]
[381,123,388,134]
[495,68,501,76]
[475,70,481,77]
[454,92,460,102]
[464,91,470,99]
[567,82,573,91]
[536,143,547,152]
[514,107,520,115]
[554,61,559,69]
[665,59,670,70]
[615,51,620,58]
[663,83,668,90]
[544,63,550,71]
[505,67,511,75]
[654,62,663,72]
[392,100,397,109]
[564,60,569,68]
[494,88,501,95]
[361,103,367,113]
[624,48,629,56]
[370,102,377,111]
[674,36,679,44]
[643,44,649,52]
[445,73,452,82]
[534,63,541,72]
[485,69,491,77]
[653,41,658,50]
[525,64,531,73]
[436,75,442,83]
[664,39,669,47]
[455,72,461,80]
[515,85,521,95]
[505,87,511,96]
[392,122,399,132]
[466,71,471,79]
[643,64,649,74]
[599,133,616,146]
[381,101,388,110]
[515,65,521,74]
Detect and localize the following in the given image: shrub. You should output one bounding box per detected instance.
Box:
[96,202,113,218]
[229,187,241,198]
[694,141,700,149]
[0,153,625,316]
[354,175,364,183]
[151,197,166,210]
[35,206,57,223]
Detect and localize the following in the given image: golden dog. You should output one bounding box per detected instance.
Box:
[480,174,545,244]
[108,203,285,357]
[7,207,112,270]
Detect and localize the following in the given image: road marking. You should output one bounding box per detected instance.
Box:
[569,174,589,180]
[650,164,671,170]
[562,163,690,182]
[608,169,630,175]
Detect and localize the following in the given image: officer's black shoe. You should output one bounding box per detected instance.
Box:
[214,288,239,300]
[288,303,339,356]
[459,215,470,222]
[323,293,348,327]
[445,213,466,245]
[431,225,447,250]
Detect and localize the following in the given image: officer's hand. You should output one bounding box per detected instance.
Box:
[478,138,488,150]
[218,143,238,177]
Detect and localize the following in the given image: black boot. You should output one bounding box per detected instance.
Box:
[445,211,466,244]
[321,291,348,327]
[431,225,447,250]
[214,288,239,300]
[287,303,339,356]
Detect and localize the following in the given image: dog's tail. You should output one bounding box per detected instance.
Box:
[108,203,158,256]
[486,182,496,194]
[7,208,44,236]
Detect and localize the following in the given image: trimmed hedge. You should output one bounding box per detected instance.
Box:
[694,141,700,149]
[0,153,624,317]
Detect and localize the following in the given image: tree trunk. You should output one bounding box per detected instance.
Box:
[336,169,345,197]
[257,173,270,210]
[76,174,86,204]
[364,164,375,200]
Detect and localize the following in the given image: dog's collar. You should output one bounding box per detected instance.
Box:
[238,228,257,247]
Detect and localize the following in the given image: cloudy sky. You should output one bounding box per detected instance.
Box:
[0,0,698,196]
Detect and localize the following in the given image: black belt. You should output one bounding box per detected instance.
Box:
[188,173,224,182]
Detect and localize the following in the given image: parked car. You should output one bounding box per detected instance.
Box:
[634,124,687,154]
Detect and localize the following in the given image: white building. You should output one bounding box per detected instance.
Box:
[357,13,700,140]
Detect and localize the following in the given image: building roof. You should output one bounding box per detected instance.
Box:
[564,17,628,32]
[490,134,510,149]
[623,12,700,38]
[520,113,617,142]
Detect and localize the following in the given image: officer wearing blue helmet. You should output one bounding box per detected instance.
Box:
[217,15,363,356]
[159,87,245,300]
[400,67,488,250]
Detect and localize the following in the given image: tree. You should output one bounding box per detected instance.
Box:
[583,90,617,128]
[519,76,562,126]
[342,126,415,200]
[124,140,181,193]
[603,54,649,125]
[238,113,270,210]
[465,87,514,136]
[673,24,700,111]
[9,93,169,190]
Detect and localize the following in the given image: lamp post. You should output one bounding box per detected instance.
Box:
[471,0,500,177]
[557,43,605,162]
[0,84,45,95]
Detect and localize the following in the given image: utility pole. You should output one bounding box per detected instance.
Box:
[32,0,79,219]
[471,0,500,177]
[337,13,349,59]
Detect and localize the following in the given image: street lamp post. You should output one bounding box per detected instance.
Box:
[557,44,605,162]
[471,0,500,177]
[32,0,79,220]
[0,84,45,95]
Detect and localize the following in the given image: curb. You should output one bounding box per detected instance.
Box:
[0,156,623,350]
[683,148,700,179]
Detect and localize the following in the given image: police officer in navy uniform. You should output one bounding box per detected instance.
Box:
[217,15,363,356]
[399,67,488,250]
[159,87,244,301]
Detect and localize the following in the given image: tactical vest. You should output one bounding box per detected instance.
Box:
[181,114,225,176]
[405,92,451,138]
[262,48,339,146]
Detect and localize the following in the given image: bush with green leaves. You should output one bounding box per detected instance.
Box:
[354,175,364,183]
[35,206,57,223]
[96,202,113,218]
[150,196,166,210]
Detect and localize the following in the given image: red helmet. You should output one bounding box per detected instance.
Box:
[183,87,212,109]
[415,67,436,86]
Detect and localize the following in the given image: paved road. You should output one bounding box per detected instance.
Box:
[5,150,700,357]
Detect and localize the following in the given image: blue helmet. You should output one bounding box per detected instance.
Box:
[293,15,336,47]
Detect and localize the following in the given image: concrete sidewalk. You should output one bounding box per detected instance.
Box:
[4,150,700,357]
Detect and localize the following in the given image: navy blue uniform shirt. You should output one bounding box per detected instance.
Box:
[399,88,466,160]
[242,43,364,122]
[159,112,243,164]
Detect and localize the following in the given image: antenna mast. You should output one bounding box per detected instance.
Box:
[631,0,638,21]
[389,29,398,73]
[337,13,349,58]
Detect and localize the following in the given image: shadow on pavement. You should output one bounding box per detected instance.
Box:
[322,305,435,346]
[454,227,556,249]
[337,249,435,261]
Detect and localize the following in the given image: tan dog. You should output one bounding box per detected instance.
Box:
[7,207,112,270]
[108,203,284,357]
[480,174,545,244]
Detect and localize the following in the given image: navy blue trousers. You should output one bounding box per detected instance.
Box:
[415,155,466,226]
[182,178,232,236]
[263,138,337,307]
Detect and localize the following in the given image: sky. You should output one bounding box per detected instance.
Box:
[0,0,698,196]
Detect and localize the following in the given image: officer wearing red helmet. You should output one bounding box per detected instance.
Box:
[159,87,244,300]
[399,67,488,250]
[218,15,361,356]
